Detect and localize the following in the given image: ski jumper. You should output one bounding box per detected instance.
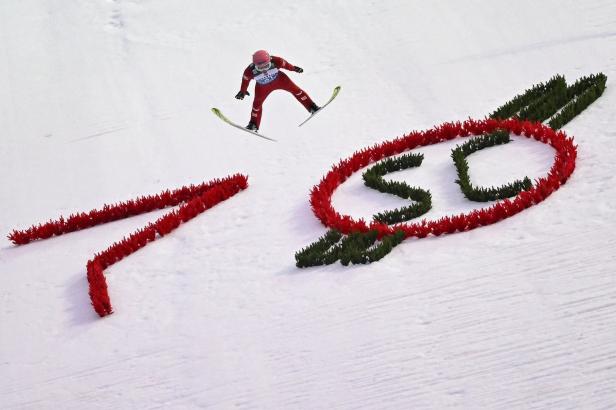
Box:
[240,56,315,128]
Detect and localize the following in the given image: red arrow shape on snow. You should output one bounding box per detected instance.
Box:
[8,174,248,317]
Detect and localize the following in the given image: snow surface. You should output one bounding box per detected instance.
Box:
[1,0,616,408]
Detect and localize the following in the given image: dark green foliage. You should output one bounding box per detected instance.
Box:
[364,230,406,263]
[490,73,607,130]
[338,231,379,266]
[364,153,424,176]
[490,75,566,120]
[295,229,406,268]
[452,130,532,202]
[363,153,432,224]
[549,73,607,129]
[455,129,511,156]
[517,76,568,122]
[565,73,606,99]
[372,196,431,224]
[295,229,343,268]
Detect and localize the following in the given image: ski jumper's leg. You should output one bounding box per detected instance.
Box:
[277,72,315,111]
[250,84,274,128]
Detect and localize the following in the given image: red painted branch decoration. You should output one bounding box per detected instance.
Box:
[8,174,248,317]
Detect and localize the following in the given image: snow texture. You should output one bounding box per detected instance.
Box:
[1,0,615,408]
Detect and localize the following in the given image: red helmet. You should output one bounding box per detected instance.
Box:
[252,50,271,71]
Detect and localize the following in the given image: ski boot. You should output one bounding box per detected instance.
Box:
[309,102,320,114]
[246,122,258,131]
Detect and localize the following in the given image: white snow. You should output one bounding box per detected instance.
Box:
[1,0,616,408]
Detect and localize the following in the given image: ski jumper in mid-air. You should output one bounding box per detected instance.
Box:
[235,50,319,131]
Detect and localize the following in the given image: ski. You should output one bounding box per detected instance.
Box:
[211,108,277,142]
[298,86,341,127]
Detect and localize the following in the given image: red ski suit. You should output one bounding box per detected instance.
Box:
[240,56,315,128]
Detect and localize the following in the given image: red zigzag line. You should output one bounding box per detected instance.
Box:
[8,174,249,317]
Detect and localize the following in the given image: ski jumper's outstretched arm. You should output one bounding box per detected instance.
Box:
[271,56,299,72]
[239,67,255,95]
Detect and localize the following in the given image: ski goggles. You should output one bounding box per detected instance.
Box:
[255,61,272,72]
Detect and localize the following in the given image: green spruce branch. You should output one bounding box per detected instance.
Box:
[362,153,432,224]
[452,130,532,202]
[490,73,607,129]
[295,229,406,268]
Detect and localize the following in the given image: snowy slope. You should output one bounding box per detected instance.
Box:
[1,0,616,408]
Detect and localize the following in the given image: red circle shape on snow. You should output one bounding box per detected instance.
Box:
[309,117,576,239]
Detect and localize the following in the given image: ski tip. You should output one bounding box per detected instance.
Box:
[211,107,227,121]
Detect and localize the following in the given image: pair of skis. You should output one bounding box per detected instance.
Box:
[211,86,341,142]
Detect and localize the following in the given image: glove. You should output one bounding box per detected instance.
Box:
[294,66,304,73]
[235,91,250,100]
